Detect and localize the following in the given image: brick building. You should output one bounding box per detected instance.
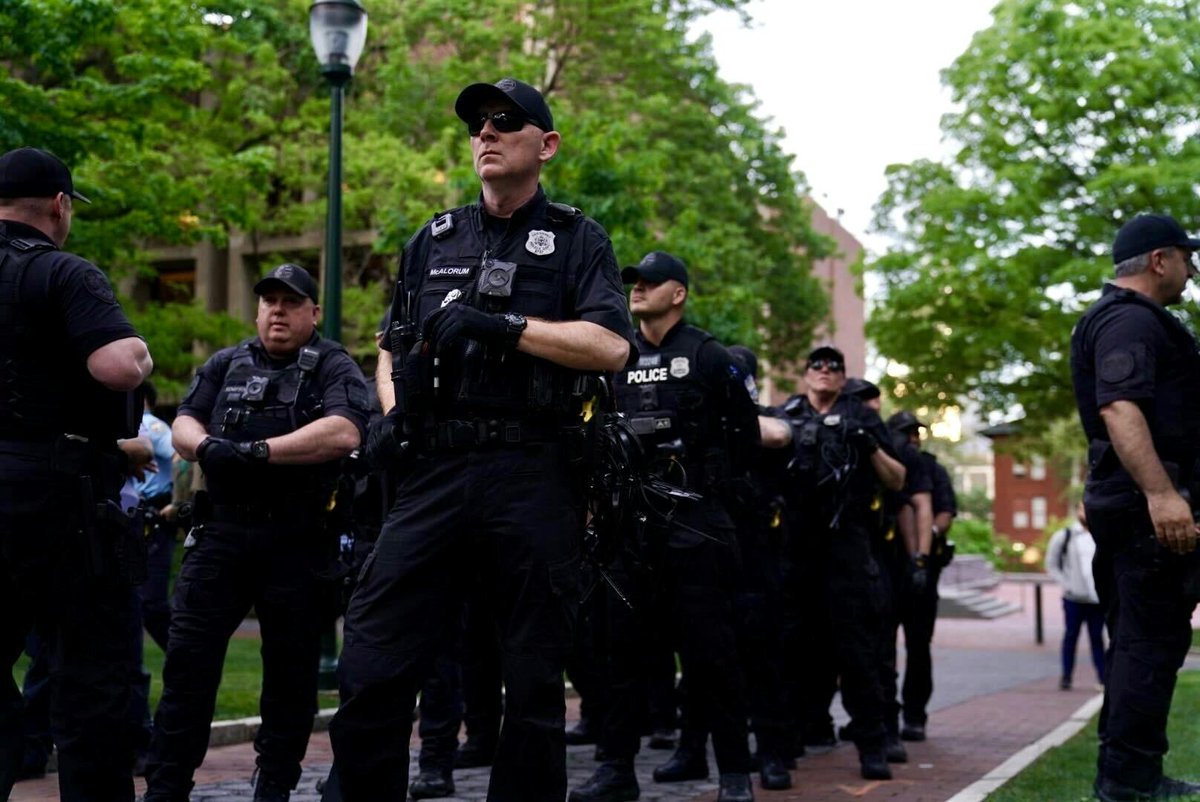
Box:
[980,422,1072,545]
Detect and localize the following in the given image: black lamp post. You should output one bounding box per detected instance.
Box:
[309,0,367,342]
[309,0,366,690]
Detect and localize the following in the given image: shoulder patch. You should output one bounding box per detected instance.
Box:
[1099,350,1136,384]
[83,269,117,304]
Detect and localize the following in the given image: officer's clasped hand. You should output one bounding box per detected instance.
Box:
[364,412,402,469]
[847,427,880,457]
[910,553,929,594]
[422,304,507,350]
[196,437,255,474]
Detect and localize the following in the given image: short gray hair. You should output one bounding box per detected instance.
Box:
[1114,252,1151,278]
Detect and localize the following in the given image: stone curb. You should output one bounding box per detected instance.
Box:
[208,708,336,748]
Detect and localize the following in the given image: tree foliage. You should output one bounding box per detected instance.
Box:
[1,0,834,398]
[868,0,1200,437]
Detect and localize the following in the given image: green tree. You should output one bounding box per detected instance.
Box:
[867,0,1200,437]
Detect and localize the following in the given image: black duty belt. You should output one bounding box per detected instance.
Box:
[210,503,321,526]
[425,418,561,451]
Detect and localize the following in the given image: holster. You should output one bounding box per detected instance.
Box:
[79,477,147,585]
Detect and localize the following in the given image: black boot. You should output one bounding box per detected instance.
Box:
[885,734,908,763]
[717,772,754,802]
[859,749,892,781]
[253,771,292,802]
[653,747,709,783]
[900,721,926,742]
[566,718,598,745]
[760,754,792,791]
[569,760,640,802]
[454,735,496,769]
[410,768,455,799]
[647,728,677,750]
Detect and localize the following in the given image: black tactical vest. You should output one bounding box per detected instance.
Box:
[614,324,720,486]
[406,196,588,419]
[0,234,138,443]
[207,336,344,502]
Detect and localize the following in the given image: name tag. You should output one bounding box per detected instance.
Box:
[429,265,472,278]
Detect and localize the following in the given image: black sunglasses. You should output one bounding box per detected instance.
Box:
[807,358,844,372]
[467,111,531,136]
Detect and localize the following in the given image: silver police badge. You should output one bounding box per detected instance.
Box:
[526,230,555,256]
[669,357,690,378]
[441,288,463,308]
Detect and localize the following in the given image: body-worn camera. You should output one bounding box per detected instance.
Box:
[478,258,517,299]
[244,375,269,402]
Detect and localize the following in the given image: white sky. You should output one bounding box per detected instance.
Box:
[695,0,998,256]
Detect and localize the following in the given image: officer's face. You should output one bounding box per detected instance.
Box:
[1158,247,1197,304]
[469,101,560,185]
[805,360,846,395]
[629,278,685,317]
[256,289,319,358]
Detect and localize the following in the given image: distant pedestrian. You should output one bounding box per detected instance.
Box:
[1045,503,1105,691]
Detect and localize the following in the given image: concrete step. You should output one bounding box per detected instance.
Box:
[938,587,1022,620]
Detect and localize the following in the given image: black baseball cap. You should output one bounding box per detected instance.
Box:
[844,377,880,401]
[254,263,319,304]
[0,147,91,203]
[1112,214,1200,264]
[455,78,554,133]
[806,345,844,367]
[621,251,689,288]
[887,410,926,432]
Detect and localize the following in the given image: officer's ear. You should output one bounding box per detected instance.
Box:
[538,131,561,164]
[672,283,688,308]
[311,303,322,326]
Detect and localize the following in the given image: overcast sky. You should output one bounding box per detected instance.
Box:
[695,0,998,256]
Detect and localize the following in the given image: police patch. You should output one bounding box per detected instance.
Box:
[669,357,690,379]
[637,353,662,368]
[1100,350,1136,383]
[526,230,555,256]
[83,269,116,304]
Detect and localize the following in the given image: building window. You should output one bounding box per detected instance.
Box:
[1013,510,1030,529]
[1031,457,1046,481]
[1031,497,1047,529]
[1013,461,1027,477]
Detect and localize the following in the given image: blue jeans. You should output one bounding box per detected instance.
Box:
[1061,598,1105,684]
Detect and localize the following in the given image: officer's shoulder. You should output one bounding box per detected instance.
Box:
[546,201,582,227]
[781,394,808,417]
[418,204,471,242]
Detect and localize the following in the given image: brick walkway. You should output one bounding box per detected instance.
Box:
[13,580,1193,801]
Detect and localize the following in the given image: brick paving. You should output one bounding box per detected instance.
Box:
[11,580,1198,801]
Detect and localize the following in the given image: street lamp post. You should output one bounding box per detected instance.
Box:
[309,0,367,690]
[309,0,368,342]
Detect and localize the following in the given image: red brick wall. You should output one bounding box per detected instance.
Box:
[990,435,1072,545]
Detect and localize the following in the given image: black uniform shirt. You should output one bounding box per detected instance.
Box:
[180,333,370,442]
[891,440,932,509]
[923,453,957,517]
[1070,283,1200,503]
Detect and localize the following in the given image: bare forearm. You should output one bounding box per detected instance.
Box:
[172,415,209,461]
[872,448,906,491]
[264,415,361,465]
[759,416,792,448]
[1101,400,1175,495]
[934,512,954,534]
[376,348,396,414]
[914,493,934,555]
[517,319,629,372]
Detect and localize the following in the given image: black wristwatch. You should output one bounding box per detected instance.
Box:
[250,440,270,462]
[503,312,527,347]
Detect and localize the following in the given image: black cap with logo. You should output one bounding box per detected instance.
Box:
[0,147,91,203]
[621,251,689,288]
[254,263,319,304]
[455,77,555,133]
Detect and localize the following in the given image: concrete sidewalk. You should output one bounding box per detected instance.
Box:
[10,580,1187,801]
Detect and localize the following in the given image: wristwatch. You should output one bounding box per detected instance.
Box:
[250,440,270,462]
[503,312,528,347]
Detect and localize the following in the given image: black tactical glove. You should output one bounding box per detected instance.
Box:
[422,304,507,350]
[364,412,404,469]
[196,437,254,474]
[910,553,930,594]
[847,427,880,457]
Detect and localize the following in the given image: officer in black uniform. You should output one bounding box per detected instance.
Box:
[759,346,906,781]
[902,446,956,742]
[0,147,153,801]
[571,252,759,802]
[324,77,635,802]
[1070,213,1200,802]
[143,264,368,802]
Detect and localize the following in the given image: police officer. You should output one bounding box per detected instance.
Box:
[902,445,956,742]
[325,77,634,802]
[143,263,368,802]
[571,252,759,802]
[0,147,153,801]
[1070,213,1200,802]
[760,346,906,781]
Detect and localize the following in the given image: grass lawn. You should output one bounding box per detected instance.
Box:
[987,670,1200,801]
[13,631,341,721]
